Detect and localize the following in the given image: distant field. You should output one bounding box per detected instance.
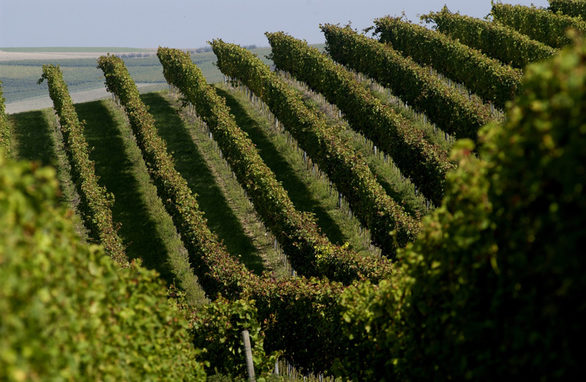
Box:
[0,47,153,52]
[0,45,291,108]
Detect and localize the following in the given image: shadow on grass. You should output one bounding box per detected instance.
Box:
[141,92,264,275]
[215,87,348,246]
[75,100,174,282]
[9,110,55,166]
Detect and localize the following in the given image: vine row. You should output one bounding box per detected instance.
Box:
[318,25,492,140]
[423,7,556,68]
[267,30,455,206]
[549,0,586,20]
[0,80,9,154]
[491,3,586,48]
[157,47,392,283]
[374,16,523,108]
[97,54,363,372]
[211,39,421,257]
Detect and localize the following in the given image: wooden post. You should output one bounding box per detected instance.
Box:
[242,330,256,382]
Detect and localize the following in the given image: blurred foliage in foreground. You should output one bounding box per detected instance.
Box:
[0,152,206,381]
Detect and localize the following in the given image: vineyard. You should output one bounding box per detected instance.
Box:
[1,1,585,380]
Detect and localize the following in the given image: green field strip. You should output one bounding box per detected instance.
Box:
[141,92,269,275]
[280,74,431,217]
[75,99,206,306]
[216,84,376,256]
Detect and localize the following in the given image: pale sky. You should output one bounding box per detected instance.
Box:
[0,0,549,48]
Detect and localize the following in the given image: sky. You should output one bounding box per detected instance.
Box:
[0,0,549,48]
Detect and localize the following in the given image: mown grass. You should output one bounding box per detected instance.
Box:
[141,92,273,275]
[9,108,88,237]
[9,110,56,166]
[215,84,375,256]
[75,99,206,306]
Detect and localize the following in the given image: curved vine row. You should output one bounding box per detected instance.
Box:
[491,3,586,48]
[39,65,127,265]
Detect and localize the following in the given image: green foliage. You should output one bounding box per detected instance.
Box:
[98,54,253,297]
[38,65,127,265]
[423,6,556,68]
[97,54,355,373]
[192,297,277,378]
[320,25,491,142]
[550,0,586,19]
[336,35,586,380]
[268,30,455,206]
[0,80,9,154]
[374,16,523,108]
[492,3,586,48]
[157,47,391,284]
[211,39,420,257]
[0,153,206,381]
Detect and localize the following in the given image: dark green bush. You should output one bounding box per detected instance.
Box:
[336,34,586,381]
[0,153,206,381]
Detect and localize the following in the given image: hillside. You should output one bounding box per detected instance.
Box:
[1,1,585,380]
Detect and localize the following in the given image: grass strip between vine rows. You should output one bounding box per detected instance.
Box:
[211,39,421,257]
[491,3,586,48]
[374,16,523,108]
[316,25,491,141]
[39,65,127,265]
[0,81,10,154]
[423,7,556,68]
[157,46,391,284]
[97,54,363,372]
